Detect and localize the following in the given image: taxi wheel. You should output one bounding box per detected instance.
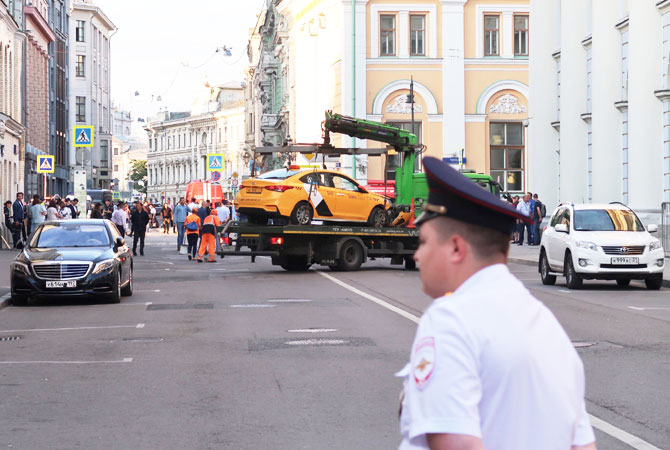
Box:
[367,207,388,227]
[290,202,313,225]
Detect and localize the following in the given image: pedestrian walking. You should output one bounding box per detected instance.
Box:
[71,198,81,218]
[11,193,25,248]
[29,196,47,233]
[102,199,114,221]
[59,200,72,220]
[174,197,189,252]
[188,198,198,212]
[398,157,595,450]
[46,199,61,221]
[185,207,201,261]
[130,202,150,256]
[161,203,173,234]
[111,202,128,237]
[3,200,12,231]
[149,204,157,229]
[197,209,221,263]
[90,202,103,219]
[215,201,230,225]
[515,193,532,245]
[532,193,545,245]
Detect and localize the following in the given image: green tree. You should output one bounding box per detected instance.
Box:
[128,159,147,194]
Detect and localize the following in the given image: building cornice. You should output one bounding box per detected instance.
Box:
[654,89,670,101]
[72,3,116,31]
[657,0,670,14]
[615,16,629,31]
[580,112,592,123]
[581,35,592,48]
[551,121,560,131]
[614,100,629,112]
[24,6,56,42]
[552,49,561,60]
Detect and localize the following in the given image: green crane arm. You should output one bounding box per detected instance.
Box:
[323,111,418,151]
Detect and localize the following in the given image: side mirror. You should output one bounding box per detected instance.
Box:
[358,186,368,194]
[648,224,658,233]
[115,237,125,248]
[555,224,569,233]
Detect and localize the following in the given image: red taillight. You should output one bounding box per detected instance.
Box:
[221,237,232,245]
[238,185,246,190]
[270,237,284,245]
[265,185,294,192]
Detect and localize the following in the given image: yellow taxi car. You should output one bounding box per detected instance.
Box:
[235,167,390,226]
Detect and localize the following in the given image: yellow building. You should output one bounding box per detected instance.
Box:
[264,0,529,192]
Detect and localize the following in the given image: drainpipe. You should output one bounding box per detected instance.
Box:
[351,0,356,180]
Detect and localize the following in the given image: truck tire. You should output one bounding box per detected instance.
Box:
[290,202,313,225]
[280,256,312,272]
[337,240,364,271]
[367,206,388,227]
[404,256,416,270]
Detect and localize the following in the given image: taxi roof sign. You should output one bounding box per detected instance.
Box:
[73,126,95,147]
[207,154,224,171]
[37,155,55,174]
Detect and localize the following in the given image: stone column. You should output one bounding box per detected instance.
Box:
[440,0,466,159]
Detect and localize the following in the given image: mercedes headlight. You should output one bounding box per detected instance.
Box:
[92,259,115,274]
[649,240,663,252]
[13,262,30,276]
[576,241,598,252]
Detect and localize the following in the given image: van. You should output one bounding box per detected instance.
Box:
[185,181,224,204]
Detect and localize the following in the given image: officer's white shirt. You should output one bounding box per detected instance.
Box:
[398,263,595,450]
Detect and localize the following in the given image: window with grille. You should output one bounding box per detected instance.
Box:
[484,15,499,56]
[410,15,425,56]
[514,15,528,56]
[489,122,524,192]
[380,15,396,56]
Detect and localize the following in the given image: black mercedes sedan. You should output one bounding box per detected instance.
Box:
[9,219,133,306]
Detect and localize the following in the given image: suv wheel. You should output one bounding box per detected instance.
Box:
[540,250,556,285]
[564,253,583,289]
[645,274,663,290]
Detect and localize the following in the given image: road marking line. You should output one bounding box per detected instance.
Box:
[229,304,276,308]
[288,328,337,333]
[317,271,419,324]
[0,358,133,365]
[627,306,670,311]
[135,289,161,293]
[588,414,661,450]
[559,289,572,293]
[268,299,312,303]
[286,339,348,346]
[318,270,660,450]
[0,324,144,333]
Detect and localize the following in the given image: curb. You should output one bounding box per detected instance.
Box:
[0,293,10,311]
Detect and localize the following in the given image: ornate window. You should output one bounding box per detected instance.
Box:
[490,122,524,192]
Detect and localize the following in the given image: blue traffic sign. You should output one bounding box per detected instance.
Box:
[73,126,95,147]
[37,155,55,173]
[207,154,224,171]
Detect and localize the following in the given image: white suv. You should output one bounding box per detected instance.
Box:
[539,203,665,290]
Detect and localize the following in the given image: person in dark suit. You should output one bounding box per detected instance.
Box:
[12,192,25,248]
[130,201,150,256]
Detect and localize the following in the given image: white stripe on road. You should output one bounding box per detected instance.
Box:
[285,339,348,346]
[0,358,133,365]
[0,324,145,333]
[288,328,337,333]
[268,299,312,303]
[317,271,419,324]
[229,304,276,308]
[588,414,661,450]
[628,306,670,311]
[318,270,660,450]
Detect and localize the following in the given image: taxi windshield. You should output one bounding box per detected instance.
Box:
[256,169,300,180]
[574,209,645,232]
[30,223,111,248]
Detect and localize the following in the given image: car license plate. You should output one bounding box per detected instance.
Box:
[247,187,262,194]
[46,281,77,288]
[611,257,639,265]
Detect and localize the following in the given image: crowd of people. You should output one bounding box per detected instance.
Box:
[507,192,546,246]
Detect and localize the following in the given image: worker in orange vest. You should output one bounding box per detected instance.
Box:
[197,209,221,263]
[185,207,201,261]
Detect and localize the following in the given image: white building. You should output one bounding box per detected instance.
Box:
[530,0,670,223]
[0,0,24,206]
[111,109,148,198]
[146,83,247,205]
[68,0,115,190]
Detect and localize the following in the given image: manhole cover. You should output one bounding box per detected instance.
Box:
[0,336,21,342]
[572,341,597,348]
[147,304,213,311]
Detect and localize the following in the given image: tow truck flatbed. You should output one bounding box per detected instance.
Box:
[217,221,418,272]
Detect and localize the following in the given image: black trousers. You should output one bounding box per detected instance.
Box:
[518,222,532,245]
[116,224,125,237]
[11,223,24,247]
[133,230,146,253]
[187,233,199,257]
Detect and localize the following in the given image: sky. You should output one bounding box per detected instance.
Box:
[94,0,265,120]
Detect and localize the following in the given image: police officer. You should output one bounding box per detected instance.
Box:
[398,157,596,450]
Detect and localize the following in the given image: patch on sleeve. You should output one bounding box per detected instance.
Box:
[412,336,436,389]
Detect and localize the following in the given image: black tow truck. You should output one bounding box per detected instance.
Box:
[218,221,418,272]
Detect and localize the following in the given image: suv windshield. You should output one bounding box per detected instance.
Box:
[574,209,645,232]
[30,223,111,248]
[256,169,300,180]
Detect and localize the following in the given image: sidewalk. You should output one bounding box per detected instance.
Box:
[508,243,670,287]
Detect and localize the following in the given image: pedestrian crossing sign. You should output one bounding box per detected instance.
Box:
[37,155,55,173]
[112,191,121,200]
[73,126,94,148]
[207,154,224,171]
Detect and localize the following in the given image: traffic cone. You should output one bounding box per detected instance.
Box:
[407,199,416,229]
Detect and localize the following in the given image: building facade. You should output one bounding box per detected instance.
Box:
[47,0,69,196]
[248,0,529,189]
[530,0,670,221]
[0,0,25,206]
[146,83,247,205]
[68,0,115,190]
[23,0,55,198]
[112,109,147,199]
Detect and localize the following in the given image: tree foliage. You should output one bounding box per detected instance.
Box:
[128,159,147,194]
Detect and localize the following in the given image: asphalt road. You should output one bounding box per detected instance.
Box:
[0,231,668,449]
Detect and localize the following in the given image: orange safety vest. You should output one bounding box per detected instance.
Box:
[201,214,221,235]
